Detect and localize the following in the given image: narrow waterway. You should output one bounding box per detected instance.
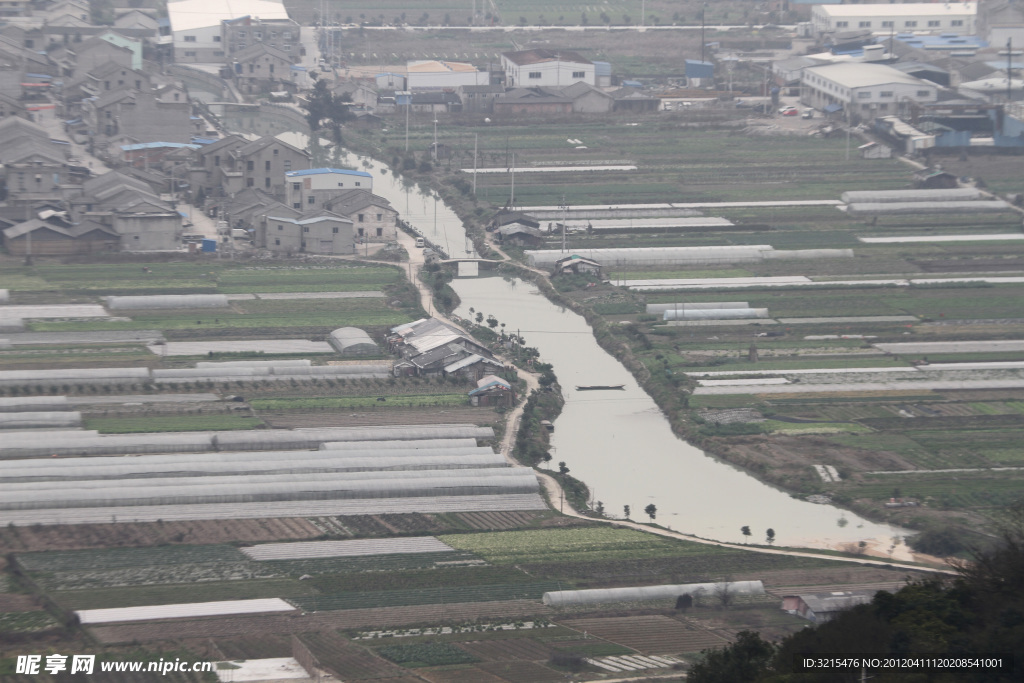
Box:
[212,111,909,557]
[452,277,911,558]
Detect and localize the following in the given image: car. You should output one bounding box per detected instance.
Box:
[802,108,815,119]
[779,106,799,116]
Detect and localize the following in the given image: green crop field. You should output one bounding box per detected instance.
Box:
[84,415,265,433]
[251,394,468,410]
[376,642,479,668]
[52,579,317,610]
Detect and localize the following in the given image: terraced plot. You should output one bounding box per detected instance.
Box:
[560,615,730,654]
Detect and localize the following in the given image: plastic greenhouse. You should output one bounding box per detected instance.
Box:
[542,581,765,607]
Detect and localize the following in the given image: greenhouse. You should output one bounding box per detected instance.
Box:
[77,599,295,625]
[0,289,7,303]
[646,302,749,314]
[840,188,982,204]
[0,432,215,459]
[662,308,769,321]
[526,246,773,267]
[0,411,82,430]
[195,359,312,368]
[105,294,230,310]
[0,304,108,319]
[328,327,379,355]
[213,425,494,450]
[0,396,70,412]
[542,581,765,607]
[846,200,1011,216]
[0,467,541,510]
[0,452,507,482]
[0,367,150,386]
[320,438,479,450]
[241,536,456,561]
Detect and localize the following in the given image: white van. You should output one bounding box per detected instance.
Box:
[415,237,425,248]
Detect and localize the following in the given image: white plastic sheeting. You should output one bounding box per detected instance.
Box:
[527,246,851,267]
[242,536,455,560]
[214,425,494,450]
[0,289,7,304]
[0,304,108,319]
[195,360,312,368]
[320,438,478,450]
[543,581,765,607]
[662,308,769,321]
[0,368,150,385]
[152,341,334,356]
[106,294,230,310]
[77,599,295,624]
[840,189,982,203]
[645,303,749,314]
[0,411,81,430]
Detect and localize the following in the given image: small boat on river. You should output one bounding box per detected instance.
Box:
[575,384,625,391]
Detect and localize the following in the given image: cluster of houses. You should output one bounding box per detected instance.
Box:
[386,318,513,406]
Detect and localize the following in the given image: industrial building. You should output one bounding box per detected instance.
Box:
[801,63,938,116]
[406,60,489,90]
[811,2,978,36]
[501,49,595,88]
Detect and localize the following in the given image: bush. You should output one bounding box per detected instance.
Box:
[907,527,969,557]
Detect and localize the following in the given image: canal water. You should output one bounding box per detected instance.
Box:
[216,109,909,557]
[451,277,911,558]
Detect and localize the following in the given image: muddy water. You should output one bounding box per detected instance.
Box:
[452,276,911,557]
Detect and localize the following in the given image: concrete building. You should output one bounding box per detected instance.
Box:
[979,0,1024,45]
[406,60,488,90]
[195,136,308,199]
[493,88,573,116]
[2,218,119,256]
[322,190,398,242]
[261,211,354,254]
[167,0,289,63]
[811,2,978,36]
[457,84,504,113]
[82,87,193,146]
[232,43,294,94]
[501,49,595,88]
[801,63,938,117]
[221,15,301,61]
[284,168,373,212]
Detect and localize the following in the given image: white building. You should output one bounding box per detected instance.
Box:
[812,2,978,36]
[167,0,290,63]
[406,60,488,90]
[285,168,372,194]
[801,63,938,116]
[501,49,595,88]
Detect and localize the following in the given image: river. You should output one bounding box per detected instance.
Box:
[216,109,909,558]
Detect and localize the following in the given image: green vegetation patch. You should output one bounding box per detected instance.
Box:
[17,544,249,572]
[376,642,479,668]
[0,611,58,633]
[251,394,467,410]
[439,527,720,564]
[52,579,317,610]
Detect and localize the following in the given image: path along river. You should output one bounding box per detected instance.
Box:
[213,108,910,558]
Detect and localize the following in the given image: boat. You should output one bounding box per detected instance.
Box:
[575,385,625,391]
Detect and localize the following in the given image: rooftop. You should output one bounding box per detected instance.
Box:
[407,60,478,73]
[286,168,372,179]
[166,0,290,33]
[804,62,935,88]
[818,2,978,18]
[502,49,591,66]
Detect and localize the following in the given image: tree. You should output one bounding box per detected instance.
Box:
[741,526,751,543]
[623,505,630,519]
[644,503,657,521]
[303,80,354,144]
[595,501,604,516]
[558,461,569,475]
[765,528,775,545]
[675,593,693,611]
[688,631,776,683]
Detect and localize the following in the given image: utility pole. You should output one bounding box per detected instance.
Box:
[472,132,478,195]
[559,196,568,253]
[700,5,706,64]
[432,118,438,160]
[509,152,515,210]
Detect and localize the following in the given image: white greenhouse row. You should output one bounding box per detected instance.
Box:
[105,294,230,310]
[0,411,81,430]
[542,581,764,607]
[525,246,852,268]
[77,598,295,625]
[241,536,456,561]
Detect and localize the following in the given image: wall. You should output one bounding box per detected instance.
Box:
[114,213,181,250]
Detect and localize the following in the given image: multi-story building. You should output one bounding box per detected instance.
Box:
[501,49,595,88]
[221,15,301,61]
[811,2,978,36]
[194,136,309,199]
[168,0,289,63]
[260,211,354,254]
[284,168,373,209]
[801,63,938,117]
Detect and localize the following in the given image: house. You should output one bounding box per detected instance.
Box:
[322,190,397,242]
[64,61,152,105]
[859,141,893,159]
[223,187,298,231]
[914,169,959,189]
[114,8,160,33]
[498,223,544,248]
[221,15,301,61]
[69,35,136,75]
[387,318,497,378]
[457,84,504,113]
[284,168,373,210]
[811,3,977,36]
[0,91,27,119]
[261,211,354,254]
[406,60,488,90]
[232,43,294,94]
[410,90,462,114]
[168,0,290,63]
[226,136,309,198]
[557,81,614,113]
[501,49,594,88]
[801,63,938,118]
[469,375,514,407]
[332,81,378,111]
[493,88,573,116]
[114,209,182,250]
[610,87,659,113]
[979,0,1024,45]
[553,254,602,277]
[782,590,876,623]
[82,87,193,147]
[2,217,119,256]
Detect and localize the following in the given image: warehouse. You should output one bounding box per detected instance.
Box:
[801,63,938,116]
[811,3,978,36]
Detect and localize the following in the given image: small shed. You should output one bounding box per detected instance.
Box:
[469,375,514,407]
[498,223,544,248]
[445,354,504,381]
[914,169,958,189]
[553,254,602,277]
[328,327,378,356]
[858,141,892,159]
[782,590,875,623]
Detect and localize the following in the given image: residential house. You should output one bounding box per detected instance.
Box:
[82,86,193,148]
[445,354,505,382]
[501,49,594,88]
[231,43,294,95]
[2,216,119,255]
[811,3,977,36]
[557,81,614,113]
[67,35,135,76]
[553,254,602,277]
[222,187,297,231]
[221,15,301,61]
[284,167,373,211]
[168,0,290,63]
[0,90,27,119]
[387,318,495,378]
[457,84,504,113]
[497,223,544,247]
[114,208,182,250]
[114,8,160,33]
[261,211,354,254]
[493,88,573,116]
[609,87,659,113]
[191,134,247,195]
[64,60,152,106]
[322,190,398,242]
[782,591,876,623]
[410,90,461,114]
[332,81,378,111]
[195,135,309,199]
[979,0,1024,45]
[469,375,514,407]
[0,129,70,219]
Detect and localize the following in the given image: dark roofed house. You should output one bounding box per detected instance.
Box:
[2,217,119,255]
[232,43,295,95]
[498,223,544,248]
[610,86,660,113]
[458,84,505,113]
[493,88,573,116]
[469,374,515,407]
[553,254,602,277]
[782,590,876,623]
[410,91,462,114]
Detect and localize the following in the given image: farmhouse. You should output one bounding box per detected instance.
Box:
[501,49,595,88]
[261,212,355,254]
[782,590,876,623]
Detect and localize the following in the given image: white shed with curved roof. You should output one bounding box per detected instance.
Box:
[328,327,378,355]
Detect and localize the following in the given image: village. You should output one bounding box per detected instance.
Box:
[0,0,1023,681]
